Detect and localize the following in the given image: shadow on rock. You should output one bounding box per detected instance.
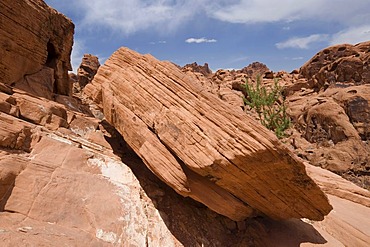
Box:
[258,217,327,247]
[0,172,16,212]
[101,120,328,247]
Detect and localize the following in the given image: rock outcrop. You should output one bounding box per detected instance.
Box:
[84,47,332,221]
[0,0,74,96]
[238,62,270,79]
[280,42,370,189]
[182,62,212,77]
[74,54,100,93]
[300,42,370,90]
[287,85,370,179]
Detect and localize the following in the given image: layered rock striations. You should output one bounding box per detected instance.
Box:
[0,0,74,96]
[0,84,216,246]
[1,1,370,245]
[84,47,332,221]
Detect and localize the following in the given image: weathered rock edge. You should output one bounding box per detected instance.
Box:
[0,0,74,95]
[84,47,332,221]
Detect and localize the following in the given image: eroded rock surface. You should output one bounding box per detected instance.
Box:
[84,47,332,221]
[287,85,370,179]
[300,42,370,90]
[0,0,74,96]
[73,54,100,93]
[182,62,212,77]
[181,42,370,191]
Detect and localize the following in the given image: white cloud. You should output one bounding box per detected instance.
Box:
[47,0,370,37]
[71,39,85,72]
[277,25,370,50]
[210,0,370,25]
[74,0,209,35]
[276,34,329,49]
[185,38,217,44]
[330,25,370,45]
[150,41,167,45]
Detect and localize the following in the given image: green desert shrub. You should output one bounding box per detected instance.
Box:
[243,76,291,139]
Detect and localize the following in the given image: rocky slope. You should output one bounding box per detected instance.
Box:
[191,44,370,190]
[0,0,370,246]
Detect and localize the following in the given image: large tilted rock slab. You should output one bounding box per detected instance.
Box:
[84,47,332,221]
[0,0,74,96]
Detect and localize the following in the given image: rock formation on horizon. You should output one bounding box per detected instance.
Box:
[182,62,212,77]
[300,42,370,90]
[1,1,370,246]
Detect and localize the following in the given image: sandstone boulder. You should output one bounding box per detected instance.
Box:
[84,47,332,221]
[2,83,266,246]
[0,0,74,96]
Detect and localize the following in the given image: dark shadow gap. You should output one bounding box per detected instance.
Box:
[0,174,16,212]
[45,41,59,94]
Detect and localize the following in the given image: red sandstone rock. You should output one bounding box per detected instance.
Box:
[74,54,100,93]
[238,62,270,79]
[286,85,370,188]
[84,47,332,221]
[182,62,212,77]
[300,42,370,90]
[1,1,370,245]
[0,0,74,96]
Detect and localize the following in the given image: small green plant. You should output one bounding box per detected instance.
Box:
[243,76,291,139]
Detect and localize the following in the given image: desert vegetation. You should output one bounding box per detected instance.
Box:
[243,76,291,139]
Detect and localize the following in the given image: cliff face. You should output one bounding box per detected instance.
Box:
[1,1,370,246]
[0,0,74,96]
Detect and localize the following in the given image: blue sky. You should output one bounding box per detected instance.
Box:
[45,0,370,72]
